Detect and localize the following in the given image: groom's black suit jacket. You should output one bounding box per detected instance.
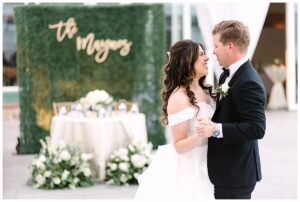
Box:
[208,60,266,187]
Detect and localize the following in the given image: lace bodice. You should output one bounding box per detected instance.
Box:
[167,102,215,144]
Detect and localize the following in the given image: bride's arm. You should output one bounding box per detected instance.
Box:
[171,122,204,154]
[167,90,204,155]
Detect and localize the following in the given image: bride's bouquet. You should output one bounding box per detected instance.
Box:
[30,137,93,189]
[105,141,153,185]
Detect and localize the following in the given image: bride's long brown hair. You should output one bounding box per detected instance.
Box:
[161,40,216,125]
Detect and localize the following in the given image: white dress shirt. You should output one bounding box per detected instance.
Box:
[215,56,249,138]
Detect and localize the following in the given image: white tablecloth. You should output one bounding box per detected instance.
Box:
[50,113,148,181]
[264,66,287,109]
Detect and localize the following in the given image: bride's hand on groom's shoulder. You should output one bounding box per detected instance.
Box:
[196,118,214,138]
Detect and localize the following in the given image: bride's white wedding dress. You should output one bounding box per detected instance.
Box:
[134,102,215,199]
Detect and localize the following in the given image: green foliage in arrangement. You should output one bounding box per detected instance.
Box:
[30,137,93,189]
[14,4,166,153]
[105,141,153,185]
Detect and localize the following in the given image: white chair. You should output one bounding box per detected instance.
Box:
[52,102,74,115]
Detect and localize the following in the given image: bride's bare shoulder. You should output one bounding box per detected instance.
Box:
[167,87,190,114]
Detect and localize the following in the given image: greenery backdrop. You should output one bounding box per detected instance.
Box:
[14,4,166,154]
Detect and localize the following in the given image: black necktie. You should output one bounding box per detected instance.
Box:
[218,67,230,85]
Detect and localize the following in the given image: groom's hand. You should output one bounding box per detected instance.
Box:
[196,118,215,138]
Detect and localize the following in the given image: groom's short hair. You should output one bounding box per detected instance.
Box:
[212,20,250,53]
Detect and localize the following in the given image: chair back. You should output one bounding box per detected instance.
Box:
[53,102,74,115]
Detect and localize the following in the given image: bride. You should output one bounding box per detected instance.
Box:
[134,40,216,199]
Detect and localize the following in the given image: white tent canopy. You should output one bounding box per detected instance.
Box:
[195,3,270,83]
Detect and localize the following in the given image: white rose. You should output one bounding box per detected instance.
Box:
[59,150,71,161]
[128,144,135,152]
[44,171,52,178]
[61,170,70,181]
[81,153,93,161]
[39,155,46,162]
[83,168,91,177]
[74,177,80,184]
[53,177,61,185]
[85,91,97,106]
[48,145,57,156]
[110,163,117,171]
[221,83,230,93]
[114,150,121,157]
[119,148,129,161]
[86,90,111,106]
[120,174,128,183]
[35,159,45,169]
[94,90,110,103]
[70,159,76,166]
[35,174,45,185]
[131,154,147,168]
[119,162,129,172]
[71,156,80,165]
[120,155,129,161]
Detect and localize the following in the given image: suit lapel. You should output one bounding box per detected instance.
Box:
[215,94,225,112]
[228,60,250,86]
[215,60,250,112]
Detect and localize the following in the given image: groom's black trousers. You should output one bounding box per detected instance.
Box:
[214,184,256,199]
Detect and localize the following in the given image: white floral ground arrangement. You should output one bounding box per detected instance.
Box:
[105,141,153,185]
[30,137,94,189]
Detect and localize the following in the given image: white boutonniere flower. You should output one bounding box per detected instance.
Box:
[216,83,230,100]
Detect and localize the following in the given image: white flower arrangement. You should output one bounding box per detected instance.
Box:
[105,141,153,185]
[216,83,230,100]
[79,89,113,111]
[30,137,93,189]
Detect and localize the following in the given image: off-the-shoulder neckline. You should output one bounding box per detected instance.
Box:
[168,101,213,116]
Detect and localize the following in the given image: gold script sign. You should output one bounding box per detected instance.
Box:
[48,17,133,64]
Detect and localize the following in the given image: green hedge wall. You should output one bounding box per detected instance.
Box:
[14,4,166,154]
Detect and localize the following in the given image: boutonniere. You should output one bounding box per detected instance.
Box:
[216,83,230,100]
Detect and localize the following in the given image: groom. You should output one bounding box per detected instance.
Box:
[197,20,266,199]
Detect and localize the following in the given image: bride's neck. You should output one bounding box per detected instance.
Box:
[190,80,210,103]
[190,80,202,92]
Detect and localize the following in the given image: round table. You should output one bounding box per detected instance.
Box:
[264,66,287,109]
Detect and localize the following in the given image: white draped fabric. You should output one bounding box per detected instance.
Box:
[183,3,192,39]
[264,66,287,109]
[195,3,270,80]
[50,114,148,181]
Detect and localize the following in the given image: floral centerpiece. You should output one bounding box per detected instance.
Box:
[105,141,153,185]
[79,89,113,111]
[30,137,93,189]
